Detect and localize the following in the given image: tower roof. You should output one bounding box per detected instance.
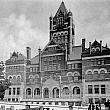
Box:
[54,1,68,17]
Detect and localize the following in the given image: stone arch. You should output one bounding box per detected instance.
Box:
[73,86,80,94]
[34,74,39,78]
[99,68,107,74]
[85,69,93,74]
[52,87,59,98]
[67,72,73,76]
[93,69,99,74]
[73,71,80,76]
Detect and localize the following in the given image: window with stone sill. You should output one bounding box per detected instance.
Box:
[89,98,93,104]
[9,88,11,95]
[13,88,16,95]
[17,88,20,95]
[101,85,106,94]
[94,85,99,94]
[88,85,93,94]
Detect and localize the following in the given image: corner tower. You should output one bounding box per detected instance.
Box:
[49,1,75,54]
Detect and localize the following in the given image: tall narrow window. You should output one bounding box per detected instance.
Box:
[34,88,40,95]
[26,88,31,95]
[88,85,93,94]
[17,88,20,95]
[9,88,11,95]
[73,87,80,94]
[62,87,69,95]
[101,85,106,94]
[94,85,99,94]
[44,88,49,98]
[53,88,59,98]
[13,88,16,95]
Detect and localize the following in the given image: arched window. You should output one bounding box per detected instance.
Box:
[62,87,69,95]
[52,87,59,98]
[67,72,73,76]
[73,87,80,94]
[43,88,49,98]
[17,75,21,82]
[13,75,16,82]
[34,88,40,95]
[35,74,39,78]
[26,88,31,95]
[94,71,98,74]
[100,68,107,74]
[86,69,92,74]
[100,70,105,74]
[87,71,92,75]
[8,76,12,82]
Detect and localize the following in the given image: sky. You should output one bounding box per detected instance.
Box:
[0,0,110,61]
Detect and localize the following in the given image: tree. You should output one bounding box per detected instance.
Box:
[0,61,11,100]
[0,79,11,100]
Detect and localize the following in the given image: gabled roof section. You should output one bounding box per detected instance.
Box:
[31,55,39,65]
[54,1,68,17]
[11,51,18,57]
[91,40,100,47]
[41,39,65,54]
[82,40,110,57]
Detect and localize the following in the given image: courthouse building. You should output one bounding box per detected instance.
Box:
[4,1,110,105]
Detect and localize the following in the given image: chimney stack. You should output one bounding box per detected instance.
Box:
[100,40,102,52]
[89,42,91,54]
[82,38,86,52]
[26,47,31,60]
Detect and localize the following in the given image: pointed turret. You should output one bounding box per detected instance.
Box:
[54,1,68,17]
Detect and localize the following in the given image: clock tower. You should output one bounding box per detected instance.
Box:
[49,1,75,55]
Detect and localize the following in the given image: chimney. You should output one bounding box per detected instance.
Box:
[100,40,102,52]
[26,47,31,60]
[38,47,41,72]
[89,42,91,54]
[82,39,86,52]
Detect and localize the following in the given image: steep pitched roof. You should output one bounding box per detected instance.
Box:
[54,1,68,17]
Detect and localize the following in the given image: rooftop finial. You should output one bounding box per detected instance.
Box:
[105,43,108,48]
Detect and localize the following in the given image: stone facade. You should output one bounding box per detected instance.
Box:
[4,1,110,106]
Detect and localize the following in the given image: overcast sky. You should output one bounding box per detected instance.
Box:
[0,0,110,61]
